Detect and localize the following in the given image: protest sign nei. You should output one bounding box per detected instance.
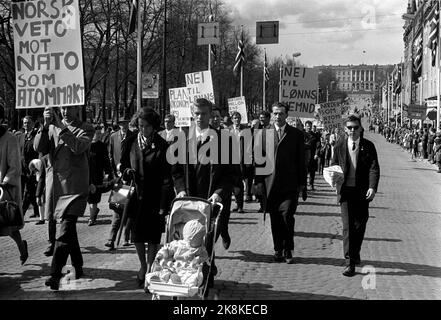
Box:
[318,101,342,131]
[228,96,248,124]
[185,70,215,104]
[169,87,192,127]
[280,67,318,118]
[12,0,85,109]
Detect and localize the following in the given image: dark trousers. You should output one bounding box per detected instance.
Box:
[267,193,298,252]
[340,186,369,265]
[233,181,244,209]
[108,209,132,243]
[48,218,56,243]
[215,192,232,242]
[22,175,39,216]
[51,215,83,278]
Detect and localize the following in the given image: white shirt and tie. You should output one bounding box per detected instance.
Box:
[274,123,286,141]
[346,137,360,187]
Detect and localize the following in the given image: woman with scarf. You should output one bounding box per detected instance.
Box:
[120,107,171,287]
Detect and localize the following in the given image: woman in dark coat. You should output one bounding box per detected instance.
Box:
[120,107,171,287]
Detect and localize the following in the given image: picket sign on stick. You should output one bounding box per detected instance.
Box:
[12,0,85,109]
[228,96,248,124]
[185,70,215,104]
[280,66,318,118]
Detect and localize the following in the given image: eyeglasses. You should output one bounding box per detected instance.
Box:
[346,125,360,130]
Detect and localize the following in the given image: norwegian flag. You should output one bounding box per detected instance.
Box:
[428,2,439,67]
[128,0,138,35]
[233,29,245,75]
[264,51,270,83]
[413,33,423,82]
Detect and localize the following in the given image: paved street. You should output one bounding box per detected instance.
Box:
[1,128,441,300]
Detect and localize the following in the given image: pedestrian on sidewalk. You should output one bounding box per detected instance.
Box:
[434,133,441,173]
[331,114,380,277]
[0,105,28,266]
[35,106,94,290]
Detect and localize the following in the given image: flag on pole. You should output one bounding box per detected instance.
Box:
[233,29,245,75]
[394,65,402,94]
[209,2,217,65]
[128,0,138,35]
[264,51,270,83]
[412,32,423,82]
[428,2,439,67]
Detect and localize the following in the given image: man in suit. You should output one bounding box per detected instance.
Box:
[304,120,321,191]
[34,106,94,290]
[159,114,179,143]
[331,114,380,277]
[109,119,133,176]
[173,99,234,263]
[257,102,306,264]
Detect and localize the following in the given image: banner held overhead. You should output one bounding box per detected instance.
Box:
[12,0,85,109]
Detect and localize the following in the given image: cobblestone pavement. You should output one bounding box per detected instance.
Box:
[1,126,441,300]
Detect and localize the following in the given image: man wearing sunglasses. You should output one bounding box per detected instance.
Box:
[331,114,380,277]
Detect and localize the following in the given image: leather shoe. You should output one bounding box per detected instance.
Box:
[237,208,244,213]
[44,244,54,257]
[222,234,231,250]
[35,220,45,225]
[273,251,285,263]
[20,240,28,265]
[45,276,61,290]
[284,250,294,264]
[302,188,308,201]
[342,264,356,277]
[104,240,115,250]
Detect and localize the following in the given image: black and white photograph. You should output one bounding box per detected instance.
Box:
[0,0,440,311]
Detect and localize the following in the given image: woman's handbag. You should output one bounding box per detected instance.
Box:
[0,186,23,228]
[108,169,136,213]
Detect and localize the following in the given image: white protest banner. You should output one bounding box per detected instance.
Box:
[318,101,342,131]
[280,66,318,118]
[185,70,215,104]
[169,87,192,127]
[228,96,248,124]
[12,0,85,109]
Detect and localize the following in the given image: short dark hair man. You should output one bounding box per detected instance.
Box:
[257,102,306,264]
[331,114,380,277]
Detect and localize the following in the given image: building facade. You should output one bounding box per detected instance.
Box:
[314,64,392,94]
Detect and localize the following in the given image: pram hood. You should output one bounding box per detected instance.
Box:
[167,197,212,242]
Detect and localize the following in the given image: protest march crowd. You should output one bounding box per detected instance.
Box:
[0,100,381,292]
[1,0,386,298]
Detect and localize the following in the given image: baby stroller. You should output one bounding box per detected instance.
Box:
[146,197,222,300]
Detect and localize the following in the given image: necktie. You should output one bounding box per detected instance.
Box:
[352,142,356,151]
[278,128,282,140]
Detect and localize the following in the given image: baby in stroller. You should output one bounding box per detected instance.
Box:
[145,219,208,287]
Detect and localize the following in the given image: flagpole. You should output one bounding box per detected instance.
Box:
[240,25,243,97]
[400,61,403,127]
[136,0,142,110]
[208,44,211,71]
[279,55,283,102]
[263,48,266,111]
[435,0,441,132]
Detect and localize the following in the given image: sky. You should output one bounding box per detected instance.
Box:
[222,0,406,67]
